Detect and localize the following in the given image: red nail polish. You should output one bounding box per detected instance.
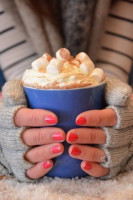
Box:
[68,133,78,142]
[76,117,86,125]
[52,132,63,141]
[45,115,56,124]
[51,145,62,154]
[42,161,52,169]
[71,147,81,155]
[83,162,92,170]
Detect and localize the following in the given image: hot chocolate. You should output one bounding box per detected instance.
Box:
[22,48,105,89]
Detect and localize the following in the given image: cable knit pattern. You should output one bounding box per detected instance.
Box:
[102,165,121,179]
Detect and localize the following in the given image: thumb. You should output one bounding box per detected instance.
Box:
[105,77,132,106]
[2,80,27,107]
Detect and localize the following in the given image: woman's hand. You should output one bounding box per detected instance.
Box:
[66,108,117,178]
[14,108,65,179]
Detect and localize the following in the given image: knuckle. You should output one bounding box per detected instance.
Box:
[38,130,44,144]
[25,148,42,163]
[89,149,97,161]
[33,130,45,145]
[30,111,38,124]
[33,132,39,146]
[89,130,97,143]
[36,148,44,160]
[96,114,102,127]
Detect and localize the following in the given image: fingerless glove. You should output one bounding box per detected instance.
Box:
[99,78,133,179]
[0,80,33,182]
[0,78,133,182]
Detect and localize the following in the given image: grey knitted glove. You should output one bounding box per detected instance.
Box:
[0,80,33,182]
[99,78,133,179]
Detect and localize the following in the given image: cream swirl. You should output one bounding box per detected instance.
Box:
[22,48,105,89]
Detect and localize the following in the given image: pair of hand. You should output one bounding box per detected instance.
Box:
[14,107,117,179]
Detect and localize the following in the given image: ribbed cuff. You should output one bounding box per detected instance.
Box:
[0,104,26,129]
[100,165,121,180]
[101,146,129,168]
[101,126,133,148]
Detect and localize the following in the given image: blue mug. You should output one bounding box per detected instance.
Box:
[24,81,106,178]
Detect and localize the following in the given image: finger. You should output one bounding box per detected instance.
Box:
[22,127,65,146]
[25,143,64,163]
[14,108,58,127]
[76,108,117,127]
[81,161,109,177]
[69,145,107,163]
[26,160,53,179]
[66,128,106,144]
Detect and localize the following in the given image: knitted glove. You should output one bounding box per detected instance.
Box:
[0,80,33,182]
[99,78,133,179]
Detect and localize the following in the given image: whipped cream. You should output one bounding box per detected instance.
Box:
[22,48,105,89]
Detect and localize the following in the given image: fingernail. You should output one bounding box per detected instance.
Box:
[76,117,86,125]
[68,133,78,142]
[83,162,92,170]
[45,115,57,124]
[52,132,63,141]
[71,146,81,155]
[51,145,62,154]
[42,161,52,169]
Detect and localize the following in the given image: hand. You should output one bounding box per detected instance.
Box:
[15,108,65,179]
[66,108,117,178]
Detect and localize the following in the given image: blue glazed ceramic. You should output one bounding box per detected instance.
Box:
[24,81,106,178]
